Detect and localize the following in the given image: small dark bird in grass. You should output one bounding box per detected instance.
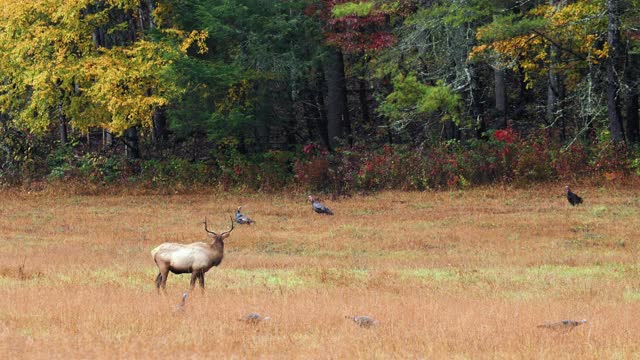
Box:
[235,206,255,225]
[239,313,271,324]
[537,319,587,331]
[309,195,333,215]
[566,186,583,206]
[346,315,377,328]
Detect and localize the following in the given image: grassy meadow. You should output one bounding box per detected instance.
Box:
[1,185,640,358]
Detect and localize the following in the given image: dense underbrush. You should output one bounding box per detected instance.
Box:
[3,129,639,193]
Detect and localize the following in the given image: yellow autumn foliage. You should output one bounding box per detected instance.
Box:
[216,79,253,114]
[180,30,209,54]
[471,0,607,88]
[0,0,187,135]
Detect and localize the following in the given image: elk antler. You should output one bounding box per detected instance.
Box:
[204,217,218,236]
[220,216,235,237]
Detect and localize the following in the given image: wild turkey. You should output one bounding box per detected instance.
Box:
[346,315,377,328]
[239,312,271,324]
[308,195,334,215]
[566,186,583,206]
[174,292,188,313]
[537,319,587,330]
[235,206,255,225]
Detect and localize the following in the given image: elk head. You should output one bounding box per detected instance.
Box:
[204,216,234,244]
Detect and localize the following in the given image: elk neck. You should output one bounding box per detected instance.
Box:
[209,236,224,251]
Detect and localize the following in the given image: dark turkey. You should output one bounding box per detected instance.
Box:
[566,186,583,206]
[235,206,255,224]
[308,195,333,215]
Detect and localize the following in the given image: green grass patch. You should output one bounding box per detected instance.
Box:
[339,224,377,239]
[398,268,458,282]
[410,202,434,209]
[623,287,640,302]
[613,206,638,218]
[590,205,609,217]
[225,269,305,289]
[351,208,374,216]
[525,264,628,279]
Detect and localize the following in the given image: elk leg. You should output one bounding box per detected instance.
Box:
[190,272,198,290]
[160,268,170,292]
[155,273,162,289]
[198,272,205,289]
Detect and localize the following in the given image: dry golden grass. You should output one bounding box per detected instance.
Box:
[1,185,640,358]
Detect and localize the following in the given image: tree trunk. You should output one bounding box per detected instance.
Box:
[285,91,299,151]
[443,120,460,140]
[342,76,352,147]
[339,53,352,147]
[511,66,529,123]
[314,85,330,149]
[625,50,640,143]
[626,91,639,143]
[607,0,625,143]
[125,127,140,159]
[546,0,566,140]
[547,45,559,126]
[324,48,349,148]
[103,130,114,148]
[143,0,156,29]
[358,78,370,125]
[58,103,68,145]
[546,41,567,140]
[301,87,316,142]
[465,30,485,139]
[152,106,168,146]
[494,68,507,129]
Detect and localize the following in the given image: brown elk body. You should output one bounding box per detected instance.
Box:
[151,217,234,292]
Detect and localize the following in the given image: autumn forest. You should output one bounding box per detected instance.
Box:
[4,2,640,357]
[1,0,640,191]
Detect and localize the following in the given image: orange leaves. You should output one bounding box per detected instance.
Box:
[470,33,541,75]
[491,34,538,59]
[469,44,487,57]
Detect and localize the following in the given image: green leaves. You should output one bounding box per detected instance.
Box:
[417,81,461,123]
[332,2,374,18]
[476,14,547,43]
[378,73,461,128]
[164,0,321,145]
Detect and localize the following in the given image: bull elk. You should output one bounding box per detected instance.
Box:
[151,217,235,292]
